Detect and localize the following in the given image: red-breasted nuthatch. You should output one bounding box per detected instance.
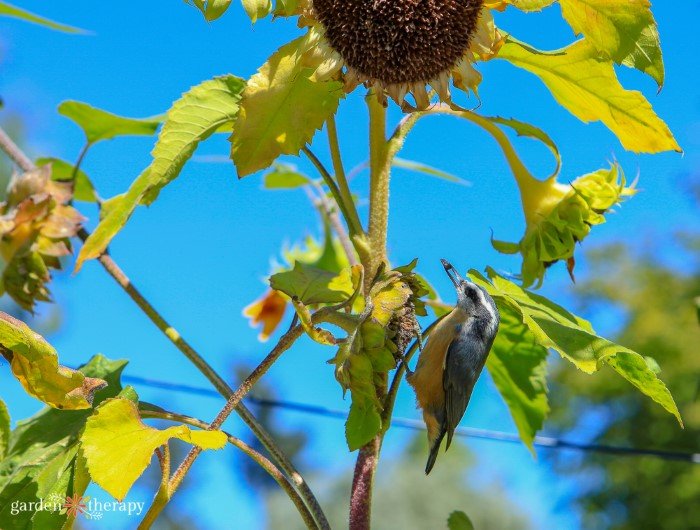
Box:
[406,259,500,474]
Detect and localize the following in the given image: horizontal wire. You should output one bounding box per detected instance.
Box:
[121,374,700,464]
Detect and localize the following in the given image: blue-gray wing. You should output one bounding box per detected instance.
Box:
[442,336,488,450]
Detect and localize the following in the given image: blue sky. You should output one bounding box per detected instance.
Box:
[1,1,698,529]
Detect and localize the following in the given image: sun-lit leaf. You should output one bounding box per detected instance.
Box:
[485,0,555,11]
[58,101,162,146]
[273,0,299,17]
[264,163,312,189]
[75,75,244,271]
[485,116,561,179]
[497,38,680,154]
[0,2,85,33]
[204,0,232,20]
[82,397,226,501]
[36,157,99,203]
[230,29,344,177]
[486,303,549,452]
[392,158,469,185]
[447,510,476,530]
[0,355,127,529]
[559,0,664,88]
[270,262,357,305]
[0,312,107,410]
[0,400,9,459]
[241,0,271,22]
[470,269,682,425]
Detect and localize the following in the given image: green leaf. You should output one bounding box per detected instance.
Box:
[470,269,682,425]
[204,0,233,20]
[0,355,127,529]
[392,158,469,185]
[270,262,357,305]
[0,400,9,459]
[273,0,298,17]
[345,401,382,452]
[81,397,226,501]
[241,0,271,22]
[230,28,344,177]
[559,0,664,88]
[36,157,99,202]
[264,163,312,189]
[497,38,680,154]
[447,510,475,530]
[486,303,549,452]
[0,312,107,410]
[486,116,561,179]
[0,2,85,33]
[58,101,162,146]
[488,0,556,11]
[75,76,245,271]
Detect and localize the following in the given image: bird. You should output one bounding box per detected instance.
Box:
[406,259,500,474]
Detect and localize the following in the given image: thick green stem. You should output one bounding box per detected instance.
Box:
[365,92,389,292]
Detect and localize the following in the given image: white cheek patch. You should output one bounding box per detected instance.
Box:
[475,286,496,323]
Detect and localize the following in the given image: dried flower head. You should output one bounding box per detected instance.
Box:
[0,165,85,310]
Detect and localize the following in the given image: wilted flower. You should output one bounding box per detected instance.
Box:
[242,289,288,342]
[493,163,636,288]
[0,165,84,310]
[287,0,503,110]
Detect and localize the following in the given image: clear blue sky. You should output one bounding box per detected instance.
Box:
[1,2,698,529]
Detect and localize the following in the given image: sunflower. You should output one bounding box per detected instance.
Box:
[290,0,503,110]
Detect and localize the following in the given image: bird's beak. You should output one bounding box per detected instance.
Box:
[440,259,465,289]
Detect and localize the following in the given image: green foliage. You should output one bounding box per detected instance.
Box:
[76,75,245,270]
[472,268,682,426]
[548,239,700,530]
[82,397,227,501]
[230,29,344,177]
[0,355,127,530]
[486,303,549,452]
[58,101,162,146]
[270,262,358,305]
[447,511,475,530]
[497,38,678,153]
[0,311,107,410]
[0,400,9,459]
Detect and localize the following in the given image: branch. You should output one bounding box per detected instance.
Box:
[0,125,329,530]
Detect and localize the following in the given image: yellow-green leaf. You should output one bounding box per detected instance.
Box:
[497,38,679,154]
[559,0,664,88]
[0,312,107,410]
[485,0,555,11]
[0,1,85,32]
[58,101,162,146]
[0,400,9,459]
[241,0,271,22]
[230,29,344,177]
[470,269,682,425]
[82,398,226,501]
[270,262,357,305]
[75,75,244,270]
[486,303,549,452]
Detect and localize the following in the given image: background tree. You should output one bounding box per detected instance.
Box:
[547,180,700,530]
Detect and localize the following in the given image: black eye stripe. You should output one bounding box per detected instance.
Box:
[464,286,479,303]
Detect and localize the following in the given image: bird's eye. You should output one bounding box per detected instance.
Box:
[464,286,479,304]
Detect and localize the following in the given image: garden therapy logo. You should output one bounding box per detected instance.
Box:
[9,493,145,520]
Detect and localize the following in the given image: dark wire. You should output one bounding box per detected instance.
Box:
[122,374,700,464]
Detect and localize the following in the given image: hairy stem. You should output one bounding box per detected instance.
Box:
[0,126,34,172]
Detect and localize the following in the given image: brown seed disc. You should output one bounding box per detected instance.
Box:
[313,0,484,84]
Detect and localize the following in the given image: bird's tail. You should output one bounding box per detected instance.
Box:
[425,427,447,475]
